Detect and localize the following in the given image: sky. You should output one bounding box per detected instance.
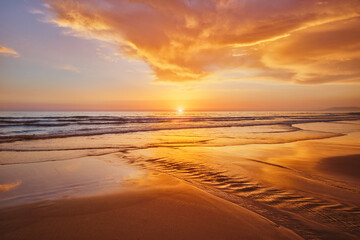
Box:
[0,0,360,111]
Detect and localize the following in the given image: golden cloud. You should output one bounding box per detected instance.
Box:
[45,0,360,83]
[0,46,19,57]
[262,17,360,84]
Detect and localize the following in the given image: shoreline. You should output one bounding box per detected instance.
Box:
[0,120,359,239]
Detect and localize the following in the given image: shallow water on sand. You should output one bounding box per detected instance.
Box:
[0,112,360,239]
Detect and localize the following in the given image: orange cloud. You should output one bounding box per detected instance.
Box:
[262,17,360,84]
[45,0,360,83]
[0,46,19,57]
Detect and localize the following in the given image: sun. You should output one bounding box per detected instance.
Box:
[177,108,183,113]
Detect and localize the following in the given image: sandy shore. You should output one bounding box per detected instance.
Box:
[0,121,359,239]
[0,174,301,240]
[317,154,360,181]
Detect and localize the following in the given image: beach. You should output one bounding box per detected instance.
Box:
[0,111,359,239]
[0,172,301,240]
[2,0,360,238]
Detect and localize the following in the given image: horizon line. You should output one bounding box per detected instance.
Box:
[1,108,359,112]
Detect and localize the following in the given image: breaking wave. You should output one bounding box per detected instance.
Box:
[0,111,359,143]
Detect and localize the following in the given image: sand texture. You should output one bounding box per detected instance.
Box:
[1,119,360,239]
[0,175,301,240]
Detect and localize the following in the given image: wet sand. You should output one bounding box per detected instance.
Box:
[0,120,360,239]
[0,174,301,240]
[317,154,360,180]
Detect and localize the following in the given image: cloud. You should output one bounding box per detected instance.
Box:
[28,8,45,15]
[0,46,19,57]
[44,0,360,83]
[58,64,80,73]
[262,17,360,84]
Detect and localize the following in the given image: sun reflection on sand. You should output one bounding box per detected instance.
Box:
[0,117,359,239]
[0,180,21,193]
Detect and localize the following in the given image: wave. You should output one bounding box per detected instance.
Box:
[0,111,359,143]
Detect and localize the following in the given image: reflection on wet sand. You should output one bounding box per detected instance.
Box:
[119,122,360,239]
[0,121,359,239]
[0,156,144,206]
[0,180,21,193]
[0,173,302,240]
[318,154,360,180]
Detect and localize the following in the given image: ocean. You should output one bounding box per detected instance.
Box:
[1,111,359,142]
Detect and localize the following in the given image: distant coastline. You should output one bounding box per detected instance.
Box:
[323,106,360,111]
